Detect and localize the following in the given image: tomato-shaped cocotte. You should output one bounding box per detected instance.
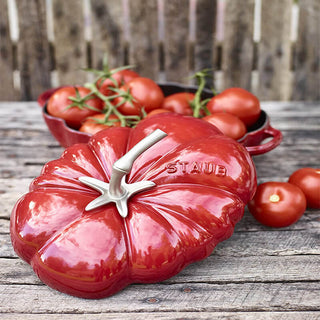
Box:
[288,168,320,209]
[11,113,256,299]
[248,182,307,228]
[207,88,261,127]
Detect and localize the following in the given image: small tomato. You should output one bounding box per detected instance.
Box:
[79,114,121,135]
[248,182,307,228]
[202,113,247,140]
[161,92,195,116]
[97,69,139,96]
[146,108,171,118]
[47,86,104,129]
[113,77,165,116]
[288,168,320,209]
[206,88,261,127]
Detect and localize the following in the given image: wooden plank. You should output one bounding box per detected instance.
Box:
[52,0,87,85]
[2,228,320,259]
[90,0,124,69]
[0,0,18,100]
[1,312,320,320]
[258,0,293,101]
[2,253,319,286]
[163,0,190,83]
[194,0,217,86]
[292,0,320,100]
[0,282,319,313]
[16,0,51,100]
[222,0,255,90]
[129,0,159,79]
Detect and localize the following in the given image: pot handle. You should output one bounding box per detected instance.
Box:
[245,126,282,156]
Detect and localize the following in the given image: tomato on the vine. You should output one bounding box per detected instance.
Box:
[161,92,195,116]
[202,113,247,140]
[113,77,165,116]
[47,86,104,129]
[288,168,320,209]
[97,69,139,96]
[248,182,306,228]
[206,88,261,127]
[79,114,120,135]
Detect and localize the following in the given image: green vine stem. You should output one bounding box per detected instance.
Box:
[190,69,214,118]
[85,82,141,127]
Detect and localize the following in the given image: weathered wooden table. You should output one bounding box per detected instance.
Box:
[0,101,319,319]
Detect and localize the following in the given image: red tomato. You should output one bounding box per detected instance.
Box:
[113,77,165,115]
[288,168,320,209]
[146,108,171,118]
[202,113,247,140]
[97,69,139,96]
[206,88,261,127]
[79,114,121,135]
[47,86,104,129]
[248,182,307,228]
[161,92,195,115]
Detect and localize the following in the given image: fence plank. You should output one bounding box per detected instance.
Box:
[163,0,189,83]
[194,0,217,87]
[90,0,124,70]
[292,0,320,100]
[52,0,87,85]
[222,0,255,90]
[0,0,18,100]
[16,0,51,100]
[128,0,159,79]
[258,0,293,101]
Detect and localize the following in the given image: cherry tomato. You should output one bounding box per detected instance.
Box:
[161,92,195,115]
[97,69,139,96]
[202,113,247,140]
[248,182,307,228]
[79,114,121,135]
[288,168,320,209]
[113,77,165,116]
[47,86,104,129]
[146,108,171,118]
[206,88,261,127]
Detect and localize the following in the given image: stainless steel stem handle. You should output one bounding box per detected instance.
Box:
[113,129,168,173]
[79,129,168,218]
[109,129,167,198]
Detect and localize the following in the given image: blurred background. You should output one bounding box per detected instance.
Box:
[0,0,319,101]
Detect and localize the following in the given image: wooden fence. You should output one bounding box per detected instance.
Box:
[0,0,319,101]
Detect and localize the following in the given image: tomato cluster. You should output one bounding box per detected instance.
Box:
[46,63,261,140]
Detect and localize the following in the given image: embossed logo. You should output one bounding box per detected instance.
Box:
[166,161,227,176]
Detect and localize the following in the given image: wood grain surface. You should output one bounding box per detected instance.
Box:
[0,0,17,100]
[16,0,51,100]
[1,1,319,101]
[222,0,255,90]
[0,101,319,319]
[258,0,292,100]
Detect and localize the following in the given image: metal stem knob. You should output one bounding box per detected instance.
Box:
[79,129,167,218]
